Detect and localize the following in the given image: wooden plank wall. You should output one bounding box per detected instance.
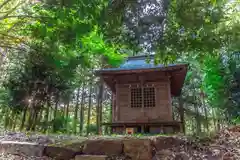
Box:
[113,79,173,123]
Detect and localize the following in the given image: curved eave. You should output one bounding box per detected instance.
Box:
[95,64,188,75]
[96,64,189,96]
[170,65,188,96]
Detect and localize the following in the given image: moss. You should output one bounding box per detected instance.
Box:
[49,138,87,147]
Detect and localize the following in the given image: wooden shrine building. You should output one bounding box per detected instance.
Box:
[96,55,188,134]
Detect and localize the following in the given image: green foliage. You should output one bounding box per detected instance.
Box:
[80,26,127,67]
[2,0,126,113]
[232,116,240,124]
[201,54,240,119]
[202,55,227,107]
[1,0,240,136]
[156,0,240,60]
[52,113,68,133]
[87,124,97,134]
[0,0,31,49]
[0,88,9,107]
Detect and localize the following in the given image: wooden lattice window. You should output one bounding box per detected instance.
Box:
[130,86,155,108]
[143,87,155,108]
[131,88,142,108]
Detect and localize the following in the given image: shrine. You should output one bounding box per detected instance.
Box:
[96,55,188,134]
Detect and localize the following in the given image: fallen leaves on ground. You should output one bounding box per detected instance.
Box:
[154,125,240,160]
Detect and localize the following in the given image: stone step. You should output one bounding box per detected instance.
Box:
[75,155,107,160]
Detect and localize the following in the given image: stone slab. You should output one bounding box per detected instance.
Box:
[123,139,153,160]
[0,141,44,157]
[82,139,123,155]
[75,155,107,160]
[43,145,78,160]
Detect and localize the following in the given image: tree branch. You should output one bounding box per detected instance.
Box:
[6,20,26,32]
[0,15,51,20]
[0,1,23,21]
[0,32,25,41]
[0,45,27,51]
[0,0,13,11]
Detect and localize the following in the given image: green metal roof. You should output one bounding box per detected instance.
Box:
[98,55,185,72]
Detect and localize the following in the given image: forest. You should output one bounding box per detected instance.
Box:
[0,0,239,137]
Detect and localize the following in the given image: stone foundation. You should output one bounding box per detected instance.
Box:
[112,125,180,134]
[0,136,185,160]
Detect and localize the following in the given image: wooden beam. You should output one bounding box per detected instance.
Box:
[102,121,182,127]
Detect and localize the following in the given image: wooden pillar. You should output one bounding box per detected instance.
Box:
[140,125,143,134]
[110,126,113,134]
[139,75,145,118]
[160,125,164,134]
[167,74,173,120]
[112,93,116,122]
[116,83,120,121]
[140,76,144,110]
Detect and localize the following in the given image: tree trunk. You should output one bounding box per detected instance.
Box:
[65,99,70,134]
[216,109,221,131]
[26,108,35,131]
[194,102,201,135]
[26,83,37,131]
[52,92,60,132]
[0,107,6,127]
[43,96,51,133]
[202,95,209,133]
[31,105,42,131]
[96,79,104,134]
[73,88,81,134]
[36,108,43,131]
[217,119,221,131]
[12,112,17,131]
[178,95,185,134]
[53,93,59,120]
[192,85,201,135]
[30,109,38,131]
[79,87,85,135]
[20,106,27,131]
[86,84,93,136]
[212,107,217,131]
[191,116,195,134]
[63,104,66,115]
[4,107,10,129]
[0,107,4,121]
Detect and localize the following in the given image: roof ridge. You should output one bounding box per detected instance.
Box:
[127,54,155,60]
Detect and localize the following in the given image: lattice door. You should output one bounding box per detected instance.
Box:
[130,88,142,108]
[143,87,155,108]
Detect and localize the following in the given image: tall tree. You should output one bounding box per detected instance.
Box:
[73,87,80,134]
[86,82,93,136]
